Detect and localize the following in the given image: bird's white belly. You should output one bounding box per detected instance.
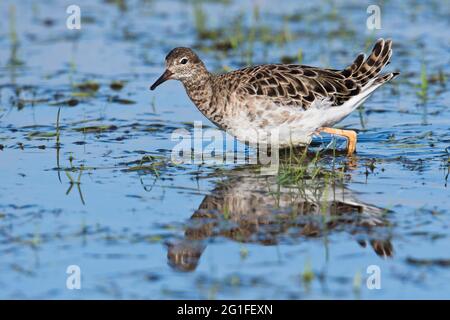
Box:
[225,99,350,147]
[228,119,313,147]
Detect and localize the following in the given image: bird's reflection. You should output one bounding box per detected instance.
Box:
[167,153,393,272]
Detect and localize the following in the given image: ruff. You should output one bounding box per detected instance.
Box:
[150,39,398,155]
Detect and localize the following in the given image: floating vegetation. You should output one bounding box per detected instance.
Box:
[49,98,79,107]
[122,155,168,175]
[110,80,125,91]
[27,131,57,139]
[428,69,446,86]
[109,96,136,104]
[73,125,118,133]
[406,257,450,267]
[71,91,94,98]
[74,81,100,92]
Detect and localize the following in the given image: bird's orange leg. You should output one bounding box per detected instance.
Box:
[319,127,357,156]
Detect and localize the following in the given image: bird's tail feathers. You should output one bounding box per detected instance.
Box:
[341,38,398,87]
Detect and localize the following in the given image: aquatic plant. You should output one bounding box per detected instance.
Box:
[7,5,23,67]
[417,61,428,100]
[123,155,167,177]
[193,2,220,40]
[352,269,362,298]
[56,108,62,181]
[280,49,303,64]
[301,259,314,287]
[65,164,85,205]
[74,81,100,94]
[110,80,125,91]
[239,245,249,259]
[297,48,303,64]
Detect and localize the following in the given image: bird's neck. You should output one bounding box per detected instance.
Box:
[182,69,213,113]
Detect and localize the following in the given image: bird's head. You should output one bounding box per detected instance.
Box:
[150,47,205,90]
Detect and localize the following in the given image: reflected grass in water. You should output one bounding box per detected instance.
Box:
[167,150,393,273]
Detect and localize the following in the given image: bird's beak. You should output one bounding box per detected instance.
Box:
[150,69,173,90]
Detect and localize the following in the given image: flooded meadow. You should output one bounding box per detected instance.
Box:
[0,0,449,299]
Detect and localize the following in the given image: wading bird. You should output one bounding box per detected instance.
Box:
[151,39,398,155]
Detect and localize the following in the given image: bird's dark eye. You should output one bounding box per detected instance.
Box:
[180,58,188,64]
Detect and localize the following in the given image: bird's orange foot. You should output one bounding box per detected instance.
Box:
[318,127,357,156]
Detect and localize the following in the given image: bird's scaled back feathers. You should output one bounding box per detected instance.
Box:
[215,38,397,110]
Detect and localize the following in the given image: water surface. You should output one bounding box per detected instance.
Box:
[0,0,449,299]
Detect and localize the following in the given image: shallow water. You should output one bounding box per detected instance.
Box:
[0,0,449,299]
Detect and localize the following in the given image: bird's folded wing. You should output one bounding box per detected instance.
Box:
[224,64,362,110]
